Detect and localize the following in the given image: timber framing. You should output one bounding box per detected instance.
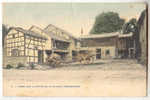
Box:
[5,27,47,64]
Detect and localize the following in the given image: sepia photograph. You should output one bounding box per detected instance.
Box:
[2,2,148,96]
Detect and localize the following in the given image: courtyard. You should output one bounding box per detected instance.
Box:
[3,59,147,96]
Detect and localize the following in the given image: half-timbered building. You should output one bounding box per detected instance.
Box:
[4,24,79,66]
[4,27,47,66]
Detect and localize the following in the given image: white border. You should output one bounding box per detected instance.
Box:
[0,0,149,100]
[0,0,148,3]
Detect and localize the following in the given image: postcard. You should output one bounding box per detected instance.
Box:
[2,2,148,96]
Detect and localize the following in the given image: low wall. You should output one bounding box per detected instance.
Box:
[3,56,28,68]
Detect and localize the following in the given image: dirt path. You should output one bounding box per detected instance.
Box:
[3,59,147,96]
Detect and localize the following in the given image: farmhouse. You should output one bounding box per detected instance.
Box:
[3,27,47,67]
[3,24,79,67]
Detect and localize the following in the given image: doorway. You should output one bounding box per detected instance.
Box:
[129,48,135,58]
[38,50,44,63]
[96,49,101,59]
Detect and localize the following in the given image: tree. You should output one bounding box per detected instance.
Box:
[2,24,11,47]
[90,12,125,34]
[122,18,137,34]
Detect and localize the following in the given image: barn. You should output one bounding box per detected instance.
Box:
[79,32,119,60]
[79,32,135,60]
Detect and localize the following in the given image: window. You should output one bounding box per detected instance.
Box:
[11,49,19,56]
[106,50,110,55]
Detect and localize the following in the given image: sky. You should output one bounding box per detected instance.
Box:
[3,3,146,37]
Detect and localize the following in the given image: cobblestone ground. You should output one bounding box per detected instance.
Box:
[3,59,147,96]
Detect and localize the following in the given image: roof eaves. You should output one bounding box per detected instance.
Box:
[80,32,119,39]
[118,33,133,38]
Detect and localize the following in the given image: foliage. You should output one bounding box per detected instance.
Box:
[90,12,125,34]
[16,63,25,69]
[6,64,13,69]
[122,18,137,34]
[30,63,35,69]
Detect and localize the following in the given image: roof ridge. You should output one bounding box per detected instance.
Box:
[29,25,44,32]
[45,24,77,39]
